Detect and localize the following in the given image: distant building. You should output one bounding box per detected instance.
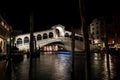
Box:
[0,15,13,55]
[89,18,104,50]
[90,15,120,50]
[106,14,120,49]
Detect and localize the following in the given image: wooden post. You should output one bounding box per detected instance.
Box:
[71,27,75,79]
[79,0,91,79]
[30,12,34,57]
[104,17,111,80]
[29,12,34,80]
[5,28,12,80]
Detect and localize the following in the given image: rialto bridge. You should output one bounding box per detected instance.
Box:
[14,24,84,53]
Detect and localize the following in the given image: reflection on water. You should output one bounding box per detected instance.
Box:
[6,52,72,80]
[4,52,120,80]
[41,51,55,54]
[91,53,108,80]
[90,53,120,80]
[37,53,71,80]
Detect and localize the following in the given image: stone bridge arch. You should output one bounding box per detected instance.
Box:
[52,24,65,38]
[14,24,84,52]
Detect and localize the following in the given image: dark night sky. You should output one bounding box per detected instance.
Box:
[0,0,120,33]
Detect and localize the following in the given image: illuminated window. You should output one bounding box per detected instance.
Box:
[17,38,22,45]
[24,37,29,43]
[94,40,99,44]
[5,25,7,28]
[1,21,4,26]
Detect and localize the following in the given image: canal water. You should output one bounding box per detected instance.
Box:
[4,52,120,80]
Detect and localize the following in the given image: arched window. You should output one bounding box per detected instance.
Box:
[17,38,22,45]
[56,29,60,37]
[37,34,42,40]
[49,32,53,38]
[43,33,47,39]
[65,33,69,37]
[24,37,29,43]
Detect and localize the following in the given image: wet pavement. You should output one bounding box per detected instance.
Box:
[1,52,120,80]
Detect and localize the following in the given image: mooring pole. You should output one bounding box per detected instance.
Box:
[30,12,34,58]
[104,17,111,80]
[79,0,91,79]
[71,27,75,79]
[29,12,34,80]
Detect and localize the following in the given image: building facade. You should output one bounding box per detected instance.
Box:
[89,16,120,50]
[106,15,120,49]
[0,15,12,55]
[89,18,104,50]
